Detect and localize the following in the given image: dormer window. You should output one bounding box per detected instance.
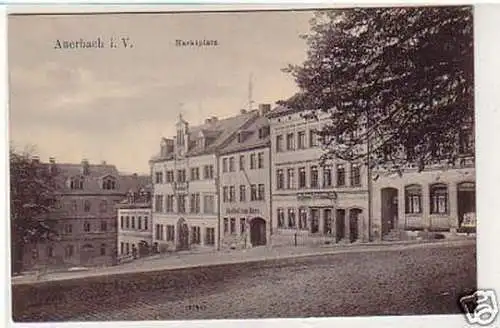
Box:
[102,176,117,190]
[70,177,84,190]
[258,126,270,139]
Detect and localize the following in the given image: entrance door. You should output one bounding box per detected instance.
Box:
[335,209,345,242]
[457,182,476,227]
[381,188,398,236]
[177,218,189,250]
[250,217,266,246]
[349,208,362,242]
[80,244,94,265]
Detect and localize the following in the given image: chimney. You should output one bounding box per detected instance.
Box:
[31,155,40,164]
[240,109,247,114]
[210,116,218,122]
[81,159,90,175]
[259,104,271,116]
[49,157,55,164]
[204,118,211,124]
[101,160,107,165]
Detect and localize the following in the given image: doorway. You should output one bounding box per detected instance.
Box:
[250,217,266,246]
[177,218,189,250]
[381,187,398,236]
[335,209,346,242]
[349,208,362,242]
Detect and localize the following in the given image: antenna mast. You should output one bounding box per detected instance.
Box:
[248,73,255,111]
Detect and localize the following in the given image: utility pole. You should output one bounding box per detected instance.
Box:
[248,73,255,111]
[366,107,373,243]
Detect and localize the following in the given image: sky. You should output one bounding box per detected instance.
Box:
[8,10,313,174]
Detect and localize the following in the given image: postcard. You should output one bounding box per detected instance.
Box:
[6,4,498,328]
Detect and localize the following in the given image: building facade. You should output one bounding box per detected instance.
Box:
[268,106,370,246]
[22,158,149,270]
[150,111,260,253]
[218,111,272,250]
[117,185,153,259]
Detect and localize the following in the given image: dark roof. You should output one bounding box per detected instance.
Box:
[218,115,270,155]
[151,110,260,161]
[267,93,311,118]
[43,162,150,195]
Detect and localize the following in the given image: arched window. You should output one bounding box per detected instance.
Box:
[102,177,116,190]
[84,200,91,212]
[405,184,422,214]
[430,183,448,214]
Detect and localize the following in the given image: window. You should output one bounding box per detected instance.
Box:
[276,169,284,189]
[126,216,130,229]
[205,227,215,245]
[257,152,264,169]
[250,184,257,201]
[310,209,320,233]
[84,221,91,232]
[99,200,107,213]
[191,226,201,244]
[203,165,214,179]
[166,195,174,212]
[229,157,235,172]
[250,154,256,169]
[310,166,319,188]
[299,208,308,230]
[177,195,186,213]
[190,193,200,213]
[298,167,306,188]
[155,171,164,184]
[167,225,175,241]
[102,178,116,190]
[190,167,200,180]
[287,168,295,189]
[337,164,346,187]
[131,216,136,229]
[223,218,229,234]
[177,169,186,182]
[288,208,296,228]
[277,208,285,228]
[240,218,246,234]
[286,133,295,150]
[350,163,361,186]
[239,155,245,171]
[100,244,106,256]
[298,131,306,149]
[126,243,130,254]
[100,220,107,231]
[405,185,422,214]
[309,130,318,147]
[64,224,73,234]
[324,209,333,234]
[258,184,265,201]
[120,242,124,255]
[222,158,228,172]
[71,200,78,211]
[120,216,124,229]
[64,245,74,257]
[230,218,236,234]
[84,200,91,212]
[144,217,148,230]
[323,166,332,187]
[154,195,164,212]
[430,184,448,214]
[240,185,246,202]
[223,186,229,203]
[276,135,283,152]
[166,170,174,183]
[155,224,162,240]
[229,186,236,203]
[70,177,84,190]
[47,246,54,258]
[138,216,142,230]
[204,195,215,214]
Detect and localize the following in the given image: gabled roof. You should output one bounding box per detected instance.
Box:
[218,115,270,155]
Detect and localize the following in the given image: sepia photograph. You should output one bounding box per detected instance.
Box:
[7,4,483,324]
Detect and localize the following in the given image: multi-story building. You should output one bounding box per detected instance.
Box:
[150,110,260,253]
[218,107,272,250]
[117,184,153,259]
[21,158,149,270]
[268,106,370,246]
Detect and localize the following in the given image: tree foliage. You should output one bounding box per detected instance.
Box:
[280,6,474,173]
[10,147,59,273]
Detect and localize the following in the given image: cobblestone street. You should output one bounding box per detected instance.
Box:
[13,242,476,321]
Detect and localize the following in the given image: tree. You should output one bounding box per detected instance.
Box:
[10,147,59,274]
[280,6,474,174]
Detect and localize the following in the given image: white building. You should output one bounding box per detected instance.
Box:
[218,107,272,250]
[149,111,259,253]
[117,186,153,258]
[268,105,370,246]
